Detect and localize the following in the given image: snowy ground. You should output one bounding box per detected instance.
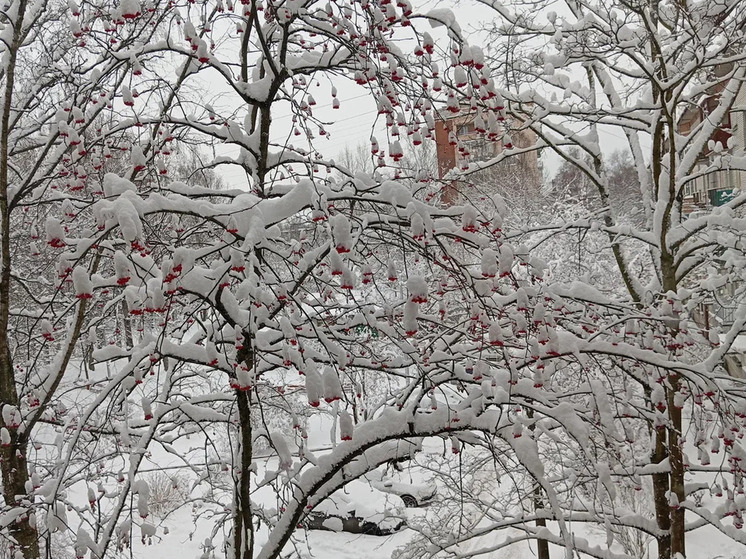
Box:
[46,363,746,559]
[72,460,746,559]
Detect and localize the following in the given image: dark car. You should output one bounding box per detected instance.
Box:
[304,481,406,536]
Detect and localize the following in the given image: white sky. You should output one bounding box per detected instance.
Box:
[210,0,632,189]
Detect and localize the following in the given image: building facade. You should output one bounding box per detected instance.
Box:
[433,112,540,187]
[680,80,746,212]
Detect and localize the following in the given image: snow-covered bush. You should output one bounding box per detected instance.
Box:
[145,471,191,518]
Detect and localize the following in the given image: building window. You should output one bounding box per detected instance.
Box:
[464,139,496,162]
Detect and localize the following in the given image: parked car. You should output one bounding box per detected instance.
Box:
[304,480,406,536]
[370,479,437,507]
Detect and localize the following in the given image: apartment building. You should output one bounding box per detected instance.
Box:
[433,111,541,194]
[680,78,746,212]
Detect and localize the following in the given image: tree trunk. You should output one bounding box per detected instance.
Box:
[668,375,685,558]
[527,409,549,558]
[534,485,550,559]
[0,0,38,553]
[649,377,686,559]
[232,344,254,559]
[232,389,254,559]
[0,429,39,558]
[652,424,671,559]
[660,253,684,558]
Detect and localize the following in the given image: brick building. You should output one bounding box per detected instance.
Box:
[433,111,541,187]
[679,75,746,212]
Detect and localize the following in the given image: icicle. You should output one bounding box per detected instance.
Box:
[41,320,55,342]
[122,86,135,107]
[422,32,434,54]
[512,421,523,438]
[142,398,153,420]
[72,267,93,299]
[2,405,20,428]
[667,491,680,510]
[131,145,146,172]
[411,213,425,240]
[45,217,66,248]
[332,214,352,253]
[453,65,468,88]
[135,480,150,518]
[450,435,460,454]
[387,259,398,282]
[235,366,253,391]
[121,0,141,19]
[498,245,513,277]
[114,251,131,285]
[339,410,353,441]
[481,249,498,278]
[305,364,322,407]
[323,369,343,403]
[407,275,428,304]
[403,301,418,336]
[1,428,11,447]
[389,140,403,162]
[271,431,293,470]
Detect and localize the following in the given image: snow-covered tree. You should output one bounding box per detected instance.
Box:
[0,0,196,555]
[5,1,746,559]
[409,1,746,558]
[0,1,532,558]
